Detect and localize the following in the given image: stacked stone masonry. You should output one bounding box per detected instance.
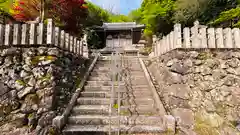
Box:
[147,49,240,135]
[0,47,89,135]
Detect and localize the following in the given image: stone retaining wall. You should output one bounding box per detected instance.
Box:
[147,49,240,135]
[0,47,89,135]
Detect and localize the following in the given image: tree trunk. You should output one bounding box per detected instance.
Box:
[40,0,45,22]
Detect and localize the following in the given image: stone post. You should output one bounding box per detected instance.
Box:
[47,19,54,45]
[54,27,60,47]
[191,25,200,48]
[29,24,36,45]
[153,35,157,56]
[166,34,170,52]
[60,30,65,49]
[174,23,182,49]
[83,34,89,59]
[232,28,240,48]
[157,40,161,56]
[21,24,27,45]
[65,33,69,51]
[37,23,44,45]
[183,27,190,48]
[170,31,174,50]
[13,24,20,45]
[69,36,73,52]
[199,27,207,48]
[4,24,12,46]
[215,28,224,48]
[0,24,4,45]
[207,28,216,48]
[223,28,233,48]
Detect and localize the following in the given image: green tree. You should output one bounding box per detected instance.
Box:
[173,0,239,27]
[128,8,142,23]
[84,2,110,27]
[109,14,133,22]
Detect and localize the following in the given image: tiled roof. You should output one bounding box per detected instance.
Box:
[102,22,145,30]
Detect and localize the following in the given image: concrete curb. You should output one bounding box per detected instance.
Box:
[52,53,100,129]
[138,57,167,116]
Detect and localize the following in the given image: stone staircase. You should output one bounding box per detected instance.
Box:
[62,55,166,135]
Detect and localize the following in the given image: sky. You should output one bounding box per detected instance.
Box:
[88,0,142,15]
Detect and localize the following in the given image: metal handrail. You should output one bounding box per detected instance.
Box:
[108,39,124,135]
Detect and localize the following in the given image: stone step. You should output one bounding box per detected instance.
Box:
[98,56,112,61]
[72,105,157,115]
[85,81,125,86]
[95,62,112,66]
[63,125,165,134]
[125,81,149,85]
[88,76,111,81]
[72,105,109,115]
[120,105,158,115]
[88,77,124,81]
[124,70,144,73]
[126,72,145,76]
[83,86,151,93]
[91,71,124,75]
[68,115,163,125]
[80,91,110,98]
[77,97,155,106]
[126,77,147,80]
[89,71,111,77]
[77,98,110,105]
[92,68,111,72]
[84,86,125,91]
[121,98,155,106]
[126,68,143,71]
[93,66,112,71]
[80,91,153,98]
[84,85,149,91]
[125,80,148,85]
[124,64,141,66]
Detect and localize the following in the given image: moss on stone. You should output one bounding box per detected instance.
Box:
[194,113,220,135]
[31,56,44,65]
[25,94,39,104]
[3,105,12,114]
[113,104,118,109]
[197,52,212,60]
[40,73,52,82]
[163,128,175,135]
[28,113,34,119]
[31,56,57,65]
[120,110,130,115]
[45,56,57,61]
[76,78,82,88]
[49,127,56,135]
[16,80,26,86]
[215,103,227,116]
